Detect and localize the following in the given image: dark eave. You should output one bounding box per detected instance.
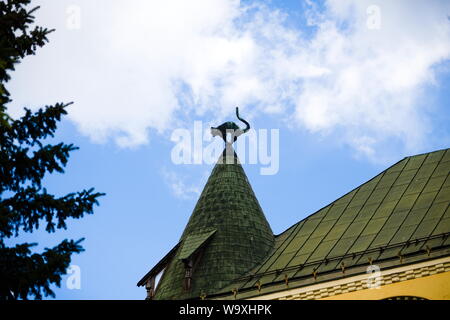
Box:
[137,241,181,287]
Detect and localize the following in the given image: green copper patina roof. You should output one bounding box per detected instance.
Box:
[151,146,275,299]
[178,229,217,261]
[212,148,450,299]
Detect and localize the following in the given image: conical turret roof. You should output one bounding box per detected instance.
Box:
[153,146,275,299]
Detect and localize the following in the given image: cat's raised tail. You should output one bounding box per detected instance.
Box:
[236,107,250,133]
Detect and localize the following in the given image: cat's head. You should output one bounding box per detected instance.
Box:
[210,127,222,137]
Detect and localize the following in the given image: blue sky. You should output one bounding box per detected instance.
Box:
[4,0,450,299]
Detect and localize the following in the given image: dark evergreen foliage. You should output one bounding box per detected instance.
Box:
[0,0,104,299]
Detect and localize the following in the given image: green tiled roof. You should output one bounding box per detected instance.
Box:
[212,148,450,299]
[150,146,275,300]
[178,229,217,261]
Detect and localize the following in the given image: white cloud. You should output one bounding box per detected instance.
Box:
[294,0,450,159]
[7,0,450,160]
[161,168,205,200]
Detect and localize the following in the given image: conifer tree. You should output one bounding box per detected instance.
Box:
[0,0,104,299]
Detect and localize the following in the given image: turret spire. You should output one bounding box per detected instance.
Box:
[140,146,274,300]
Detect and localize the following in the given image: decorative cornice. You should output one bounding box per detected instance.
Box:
[251,256,450,300]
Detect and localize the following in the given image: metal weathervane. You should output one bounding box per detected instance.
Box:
[210,107,250,145]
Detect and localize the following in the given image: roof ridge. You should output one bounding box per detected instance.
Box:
[403,147,450,159]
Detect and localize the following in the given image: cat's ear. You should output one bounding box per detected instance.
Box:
[211,127,222,138]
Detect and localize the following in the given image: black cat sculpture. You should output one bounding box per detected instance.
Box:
[211,107,250,144]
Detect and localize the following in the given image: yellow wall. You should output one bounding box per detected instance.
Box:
[322,270,450,300]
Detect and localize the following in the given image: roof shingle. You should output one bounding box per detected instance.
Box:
[213,148,450,299]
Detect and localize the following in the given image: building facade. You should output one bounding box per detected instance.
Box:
[138,147,450,300]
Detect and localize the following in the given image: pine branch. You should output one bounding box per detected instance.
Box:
[0,239,85,300]
[0,187,105,238]
[0,1,105,300]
